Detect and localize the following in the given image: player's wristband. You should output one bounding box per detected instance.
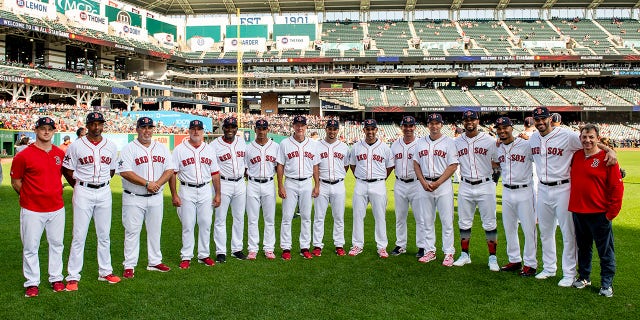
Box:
[145,181,149,188]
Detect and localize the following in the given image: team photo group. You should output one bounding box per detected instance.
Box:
[10,106,623,299]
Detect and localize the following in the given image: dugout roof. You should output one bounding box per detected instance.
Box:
[120,0,640,16]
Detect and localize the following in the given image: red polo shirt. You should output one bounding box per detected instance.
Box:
[10,144,65,212]
[569,149,624,220]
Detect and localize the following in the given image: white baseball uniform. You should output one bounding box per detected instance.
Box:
[313,139,350,249]
[277,136,320,250]
[245,139,279,253]
[530,127,582,279]
[350,139,393,250]
[412,135,458,255]
[455,132,498,231]
[172,139,220,260]
[391,137,425,250]
[211,136,247,255]
[65,136,118,281]
[496,137,537,268]
[117,139,175,269]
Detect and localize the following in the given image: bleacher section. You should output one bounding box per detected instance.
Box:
[459,20,513,55]
[321,21,364,42]
[441,88,477,106]
[358,89,384,107]
[369,21,412,57]
[386,89,413,106]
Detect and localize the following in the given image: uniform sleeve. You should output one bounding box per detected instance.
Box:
[10,152,26,179]
[312,142,321,166]
[349,145,357,166]
[116,145,134,173]
[276,141,286,165]
[209,146,220,173]
[342,144,351,167]
[172,147,182,173]
[447,139,459,165]
[62,142,77,170]
[163,145,176,171]
[605,163,624,220]
[566,130,583,153]
[385,145,394,169]
[488,137,499,162]
[109,143,118,171]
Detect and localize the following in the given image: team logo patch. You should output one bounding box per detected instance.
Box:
[591,159,600,167]
[55,156,61,165]
[465,111,473,117]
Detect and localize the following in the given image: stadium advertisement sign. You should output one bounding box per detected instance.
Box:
[276,36,310,50]
[368,106,636,113]
[65,9,107,33]
[5,0,56,19]
[55,0,99,14]
[224,38,267,52]
[111,21,148,41]
[153,32,175,48]
[122,111,214,132]
[187,37,214,52]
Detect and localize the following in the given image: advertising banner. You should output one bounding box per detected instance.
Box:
[122,111,214,132]
[153,32,174,48]
[224,37,266,52]
[188,36,214,51]
[55,0,99,14]
[65,9,107,33]
[6,0,56,19]
[111,21,148,41]
[276,36,309,50]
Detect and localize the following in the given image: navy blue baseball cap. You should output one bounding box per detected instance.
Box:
[401,115,416,126]
[427,113,443,124]
[189,120,204,129]
[551,113,562,123]
[326,119,339,128]
[35,116,56,129]
[533,106,550,119]
[86,112,105,124]
[495,116,513,127]
[223,117,238,127]
[293,115,307,125]
[524,117,534,127]
[255,119,269,128]
[137,117,155,128]
[363,119,377,128]
[462,110,478,120]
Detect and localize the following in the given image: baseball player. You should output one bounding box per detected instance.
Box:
[453,110,500,271]
[245,119,279,260]
[312,119,350,257]
[529,107,616,287]
[117,117,175,279]
[493,117,537,276]
[211,117,247,262]
[550,113,562,128]
[349,119,394,258]
[11,117,66,297]
[412,113,458,266]
[63,112,120,292]
[390,115,425,258]
[169,120,222,269]
[277,115,320,260]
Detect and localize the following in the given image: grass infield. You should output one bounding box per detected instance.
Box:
[0,151,638,319]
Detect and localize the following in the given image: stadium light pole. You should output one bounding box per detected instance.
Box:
[236,8,243,127]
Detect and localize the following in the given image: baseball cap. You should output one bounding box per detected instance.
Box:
[292,115,307,125]
[455,127,464,134]
[326,119,339,128]
[401,115,416,126]
[136,117,155,128]
[35,117,56,129]
[189,120,204,129]
[63,135,70,141]
[363,119,377,128]
[427,113,443,124]
[86,112,105,124]
[255,119,269,129]
[462,110,479,120]
[495,116,513,127]
[222,117,238,127]
[532,106,550,119]
[551,113,562,123]
[524,117,534,127]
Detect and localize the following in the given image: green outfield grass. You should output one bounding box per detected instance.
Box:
[0,151,637,319]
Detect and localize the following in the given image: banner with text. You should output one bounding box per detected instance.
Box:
[111,21,148,41]
[55,0,99,14]
[153,32,175,48]
[65,9,107,33]
[276,36,310,50]
[274,15,317,24]
[5,0,56,19]
[122,111,214,132]
[224,37,266,52]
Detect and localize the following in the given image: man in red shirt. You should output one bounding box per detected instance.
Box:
[569,124,624,298]
[10,117,66,298]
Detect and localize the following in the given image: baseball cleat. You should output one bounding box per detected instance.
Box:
[265,251,276,260]
[335,247,346,256]
[199,257,215,267]
[391,246,406,256]
[52,281,65,292]
[65,280,78,291]
[573,278,591,289]
[123,269,135,279]
[453,252,471,267]
[180,260,191,269]
[442,254,454,267]
[216,254,227,263]
[147,263,171,272]
[415,248,425,258]
[98,274,121,284]
[348,246,363,256]
[247,252,258,260]
[24,286,39,298]
[377,248,389,259]
[281,250,291,261]
[534,270,556,280]
[500,262,522,272]
[488,255,499,272]
[312,247,322,257]
[519,266,537,277]
[232,251,248,260]
[558,276,574,287]
[418,251,436,263]
[599,287,613,298]
[300,249,313,259]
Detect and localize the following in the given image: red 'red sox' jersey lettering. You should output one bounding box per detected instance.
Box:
[547,147,564,156]
[372,154,384,162]
[236,151,245,158]
[101,156,112,165]
[457,148,468,157]
[474,147,488,155]
[287,151,299,159]
[531,147,540,155]
[304,151,315,160]
[182,157,196,166]
[356,154,367,161]
[201,157,212,165]
[79,156,94,165]
[152,156,165,164]
[433,150,447,158]
[218,153,232,161]
[134,156,148,165]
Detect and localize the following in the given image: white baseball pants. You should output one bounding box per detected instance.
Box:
[246,179,276,253]
[502,186,537,268]
[214,179,246,254]
[393,180,426,249]
[457,180,497,231]
[537,183,576,278]
[313,180,346,248]
[21,207,65,287]
[419,179,455,255]
[122,193,164,268]
[352,180,388,250]
[280,178,313,250]
[177,184,213,260]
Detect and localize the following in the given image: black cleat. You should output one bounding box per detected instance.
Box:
[415,248,425,258]
[216,254,226,263]
[232,251,247,260]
